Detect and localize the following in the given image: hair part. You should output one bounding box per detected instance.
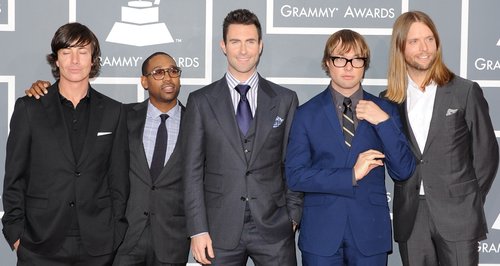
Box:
[141,52,175,76]
[46,22,101,79]
[222,9,262,44]
[386,10,453,103]
[321,29,371,77]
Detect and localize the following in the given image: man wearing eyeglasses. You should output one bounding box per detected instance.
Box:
[285,29,415,265]
[25,52,190,265]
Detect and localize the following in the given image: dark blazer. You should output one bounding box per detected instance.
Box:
[384,76,499,242]
[182,74,303,250]
[2,82,129,256]
[285,87,415,257]
[116,100,189,263]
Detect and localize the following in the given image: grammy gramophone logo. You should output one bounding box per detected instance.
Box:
[493,213,500,230]
[106,0,174,46]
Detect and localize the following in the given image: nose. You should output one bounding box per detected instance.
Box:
[71,51,79,64]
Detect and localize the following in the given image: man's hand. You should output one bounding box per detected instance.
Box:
[191,233,215,264]
[25,80,51,99]
[13,239,19,251]
[356,100,389,125]
[353,149,385,181]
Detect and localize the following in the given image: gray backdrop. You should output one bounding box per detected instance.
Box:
[0,0,499,265]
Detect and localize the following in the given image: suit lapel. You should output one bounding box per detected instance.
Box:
[42,83,75,165]
[398,101,422,157]
[77,88,104,166]
[422,85,452,154]
[248,79,278,165]
[128,100,151,184]
[158,103,185,184]
[207,78,247,162]
[321,88,348,154]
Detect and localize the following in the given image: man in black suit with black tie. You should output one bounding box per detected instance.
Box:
[2,22,129,265]
[113,52,190,265]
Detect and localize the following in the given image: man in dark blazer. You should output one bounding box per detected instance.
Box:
[2,22,129,265]
[285,29,415,265]
[182,9,303,265]
[25,52,191,265]
[384,11,499,266]
[113,52,190,265]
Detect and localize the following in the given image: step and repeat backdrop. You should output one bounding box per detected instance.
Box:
[0,0,499,265]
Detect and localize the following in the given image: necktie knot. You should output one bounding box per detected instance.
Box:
[160,114,169,123]
[235,84,251,100]
[343,97,352,111]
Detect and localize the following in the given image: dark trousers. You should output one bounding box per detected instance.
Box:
[301,218,387,266]
[208,205,297,266]
[398,197,479,266]
[17,235,114,266]
[112,224,185,266]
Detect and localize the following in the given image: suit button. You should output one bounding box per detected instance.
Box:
[245,171,251,176]
[75,171,81,177]
[143,211,149,216]
[69,201,75,207]
[240,197,249,201]
[151,186,156,190]
[244,149,250,153]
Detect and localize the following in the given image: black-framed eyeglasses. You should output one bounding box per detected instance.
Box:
[330,56,367,68]
[145,67,182,80]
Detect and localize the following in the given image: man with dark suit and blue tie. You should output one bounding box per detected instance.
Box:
[285,29,415,265]
[2,22,129,265]
[182,9,302,266]
[384,11,499,266]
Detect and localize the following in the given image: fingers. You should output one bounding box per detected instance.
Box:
[191,234,214,264]
[356,100,389,125]
[354,149,385,180]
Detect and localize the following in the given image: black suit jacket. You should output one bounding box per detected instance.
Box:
[182,74,303,250]
[2,82,129,256]
[116,100,189,263]
[383,75,499,242]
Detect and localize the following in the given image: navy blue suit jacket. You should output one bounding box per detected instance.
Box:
[285,87,415,256]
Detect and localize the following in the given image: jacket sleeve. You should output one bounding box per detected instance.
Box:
[466,82,499,202]
[2,98,30,249]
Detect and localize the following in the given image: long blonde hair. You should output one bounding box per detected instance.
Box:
[386,11,453,103]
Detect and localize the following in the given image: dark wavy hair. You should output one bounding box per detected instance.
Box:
[46,22,101,79]
[222,9,262,44]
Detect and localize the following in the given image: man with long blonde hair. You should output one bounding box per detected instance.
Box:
[384,11,498,266]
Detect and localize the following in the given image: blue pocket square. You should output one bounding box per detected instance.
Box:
[273,116,284,128]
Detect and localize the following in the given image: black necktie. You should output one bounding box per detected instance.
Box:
[342,97,355,148]
[150,114,169,181]
[235,84,252,135]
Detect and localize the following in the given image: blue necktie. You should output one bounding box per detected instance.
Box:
[235,84,252,135]
[150,114,169,181]
[342,97,355,148]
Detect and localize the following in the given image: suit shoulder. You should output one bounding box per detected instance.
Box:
[91,88,122,107]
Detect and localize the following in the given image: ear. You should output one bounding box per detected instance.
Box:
[140,76,149,90]
[220,39,227,55]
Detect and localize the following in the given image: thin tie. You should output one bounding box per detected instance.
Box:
[235,84,253,135]
[150,114,169,181]
[342,97,355,148]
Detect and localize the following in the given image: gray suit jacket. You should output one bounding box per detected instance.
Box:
[390,75,499,242]
[182,74,303,250]
[117,100,189,263]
